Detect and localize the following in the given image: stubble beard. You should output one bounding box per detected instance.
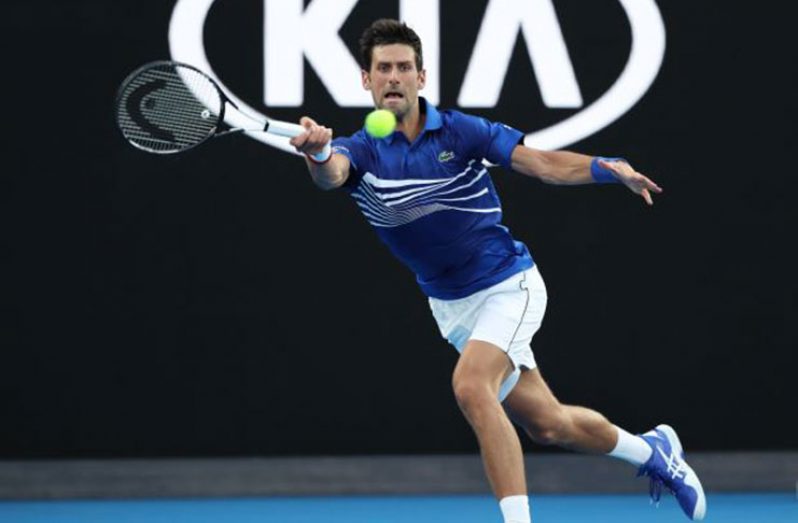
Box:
[382,97,414,124]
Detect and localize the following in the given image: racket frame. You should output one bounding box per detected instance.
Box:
[115,60,295,155]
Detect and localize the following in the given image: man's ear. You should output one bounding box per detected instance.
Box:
[361,70,371,90]
[417,69,426,90]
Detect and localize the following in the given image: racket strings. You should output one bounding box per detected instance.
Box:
[116,63,224,153]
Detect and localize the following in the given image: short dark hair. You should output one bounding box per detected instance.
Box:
[359,19,423,72]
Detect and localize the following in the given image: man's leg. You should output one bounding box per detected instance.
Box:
[502,367,624,454]
[452,340,526,500]
[502,367,706,521]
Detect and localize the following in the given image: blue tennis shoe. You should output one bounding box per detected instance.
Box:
[638,424,706,520]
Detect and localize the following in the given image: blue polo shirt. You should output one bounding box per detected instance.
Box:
[331,98,534,299]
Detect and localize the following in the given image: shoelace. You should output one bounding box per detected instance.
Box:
[637,467,667,507]
[638,466,668,506]
[638,447,686,507]
[649,475,665,505]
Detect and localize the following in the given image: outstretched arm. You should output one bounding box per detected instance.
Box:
[510,145,663,205]
[289,116,350,190]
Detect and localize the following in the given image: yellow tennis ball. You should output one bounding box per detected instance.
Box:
[364,109,397,138]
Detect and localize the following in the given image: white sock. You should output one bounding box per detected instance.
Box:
[499,495,531,523]
[608,425,653,466]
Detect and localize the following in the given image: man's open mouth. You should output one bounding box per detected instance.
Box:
[385,92,404,100]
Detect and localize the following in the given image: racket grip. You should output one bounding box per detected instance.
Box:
[266,121,306,138]
[266,121,332,162]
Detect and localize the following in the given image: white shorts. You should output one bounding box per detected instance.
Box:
[429,266,548,401]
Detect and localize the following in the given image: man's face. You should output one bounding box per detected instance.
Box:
[362,44,426,121]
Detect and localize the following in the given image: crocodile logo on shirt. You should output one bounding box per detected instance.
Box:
[438,150,455,163]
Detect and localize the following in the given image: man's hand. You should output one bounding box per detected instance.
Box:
[289,116,333,158]
[599,159,663,206]
[290,116,350,190]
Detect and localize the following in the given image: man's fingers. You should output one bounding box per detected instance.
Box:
[311,126,328,143]
[600,160,662,189]
[293,117,333,158]
[299,116,318,130]
[598,159,661,205]
[292,120,333,156]
[289,132,309,149]
[642,188,653,206]
[640,175,663,193]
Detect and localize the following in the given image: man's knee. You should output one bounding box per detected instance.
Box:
[452,375,496,415]
[520,407,570,446]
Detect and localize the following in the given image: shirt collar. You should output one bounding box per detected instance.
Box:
[422,97,443,131]
[385,97,442,144]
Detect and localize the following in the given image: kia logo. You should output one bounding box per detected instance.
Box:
[169,0,665,153]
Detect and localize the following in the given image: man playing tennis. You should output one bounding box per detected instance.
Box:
[290,19,706,523]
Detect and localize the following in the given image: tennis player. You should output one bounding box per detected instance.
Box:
[290,19,706,523]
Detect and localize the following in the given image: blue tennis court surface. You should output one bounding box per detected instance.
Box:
[1,493,795,522]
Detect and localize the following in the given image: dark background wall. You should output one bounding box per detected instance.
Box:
[2,0,795,458]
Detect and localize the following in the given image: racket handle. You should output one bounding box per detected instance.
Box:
[266,120,332,162]
[266,120,306,138]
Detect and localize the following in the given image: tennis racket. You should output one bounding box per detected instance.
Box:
[115,60,330,161]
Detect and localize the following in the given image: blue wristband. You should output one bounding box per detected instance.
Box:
[591,157,625,184]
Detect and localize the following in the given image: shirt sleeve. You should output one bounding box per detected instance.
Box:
[451,112,524,169]
[332,131,371,189]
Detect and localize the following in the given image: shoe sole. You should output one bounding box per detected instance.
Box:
[655,424,706,521]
